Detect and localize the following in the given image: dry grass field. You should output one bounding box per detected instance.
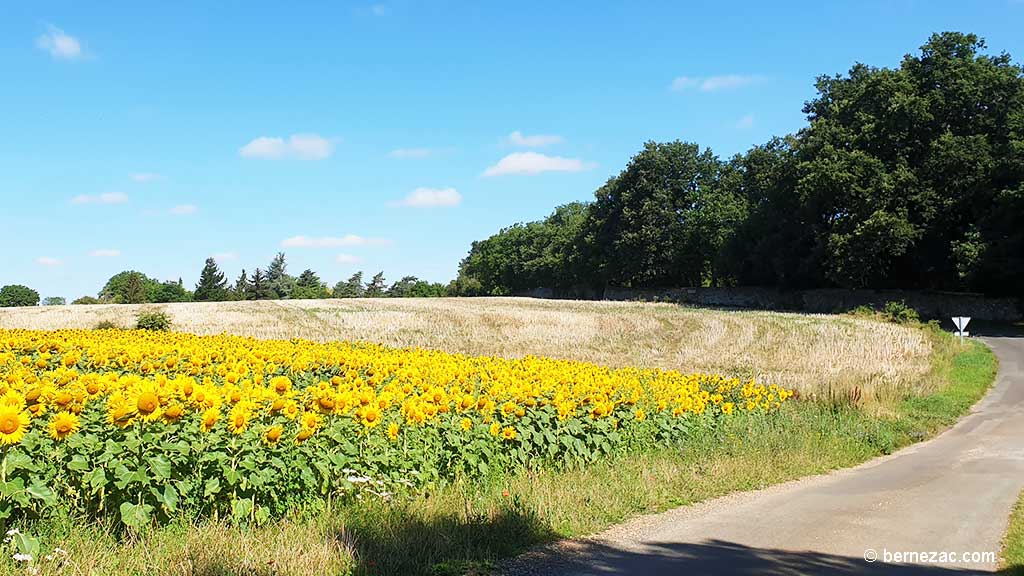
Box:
[0,297,934,408]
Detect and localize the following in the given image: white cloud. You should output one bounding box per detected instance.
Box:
[670,74,762,92]
[88,249,121,257]
[735,114,755,130]
[507,131,563,148]
[389,187,462,208]
[670,77,700,91]
[35,256,62,266]
[130,172,163,182]
[170,204,198,215]
[70,192,128,205]
[281,235,392,248]
[239,136,286,159]
[239,133,334,160]
[36,25,83,60]
[336,253,364,264]
[288,134,334,160]
[483,152,594,177]
[388,147,433,159]
[370,4,389,16]
[212,251,238,261]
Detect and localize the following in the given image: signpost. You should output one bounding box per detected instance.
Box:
[952,316,971,344]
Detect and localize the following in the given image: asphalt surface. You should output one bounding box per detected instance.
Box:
[502,334,1024,575]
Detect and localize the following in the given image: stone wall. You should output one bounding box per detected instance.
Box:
[523,286,1022,322]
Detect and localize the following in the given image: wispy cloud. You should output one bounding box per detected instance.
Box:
[483,152,594,177]
[281,235,392,248]
[670,74,762,92]
[735,114,755,130]
[88,249,121,257]
[370,4,389,16]
[130,172,163,183]
[35,256,62,266]
[506,131,563,148]
[169,204,198,215]
[389,187,462,208]
[336,253,364,265]
[239,133,335,160]
[71,192,128,205]
[36,25,85,60]
[388,147,434,159]
[212,251,238,261]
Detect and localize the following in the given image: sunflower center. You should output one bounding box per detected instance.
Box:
[57,422,72,434]
[0,415,19,435]
[137,392,159,414]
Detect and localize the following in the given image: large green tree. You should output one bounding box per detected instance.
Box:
[292,269,329,299]
[266,252,295,299]
[788,31,1024,292]
[0,285,40,307]
[365,272,387,297]
[194,258,229,301]
[99,271,161,303]
[332,271,365,298]
[583,141,745,288]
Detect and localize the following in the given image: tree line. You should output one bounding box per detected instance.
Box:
[1,253,448,307]
[453,33,1024,298]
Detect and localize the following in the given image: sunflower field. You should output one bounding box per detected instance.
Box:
[0,328,792,529]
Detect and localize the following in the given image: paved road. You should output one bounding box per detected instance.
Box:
[503,335,1024,575]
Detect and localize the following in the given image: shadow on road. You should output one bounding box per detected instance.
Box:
[504,538,998,575]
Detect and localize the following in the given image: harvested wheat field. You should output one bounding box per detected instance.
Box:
[0,297,932,407]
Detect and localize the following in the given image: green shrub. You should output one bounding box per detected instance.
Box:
[849,304,876,317]
[882,300,920,324]
[95,320,121,330]
[135,311,172,331]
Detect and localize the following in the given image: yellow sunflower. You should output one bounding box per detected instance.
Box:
[0,405,30,445]
[227,405,251,434]
[48,411,80,441]
[360,406,381,428]
[264,425,284,444]
[200,407,220,432]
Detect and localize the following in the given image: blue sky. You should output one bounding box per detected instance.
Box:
[3,1,1023,300]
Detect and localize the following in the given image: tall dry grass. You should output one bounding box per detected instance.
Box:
[0,297,933,407]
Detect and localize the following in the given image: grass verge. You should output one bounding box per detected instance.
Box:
[1003,491,1024,575]
[0,329,997,576]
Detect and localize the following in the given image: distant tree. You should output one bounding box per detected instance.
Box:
[154,280,192,303]
[42,296,66,306]
[408,280,448,298]
[99,271,161,303]
[194,257,229,301]
[71,296,101,305]
[231,269,250,300]
[0,285,40,307]
[266,252,295,299]
[332,271,365,298]
[386,276,419,298]
[447,276,484,297]
[365,272,387,297]
[122,273,148,304]
[455,202,590,295]
[292,269,329,299]
[247,268,273,300]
